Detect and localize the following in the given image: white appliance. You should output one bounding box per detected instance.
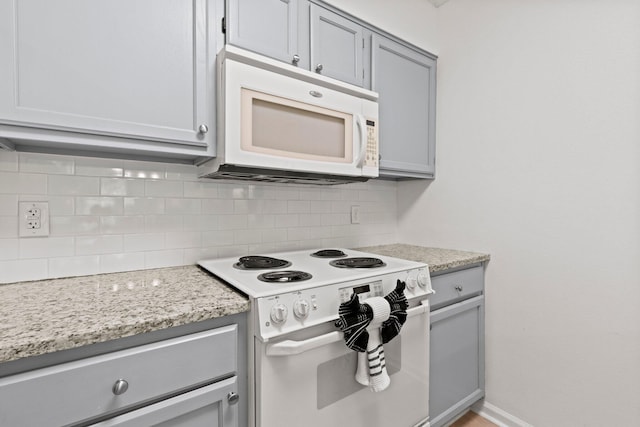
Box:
[199,248,433,427]
[198,46,379,185]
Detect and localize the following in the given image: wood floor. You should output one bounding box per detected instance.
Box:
[449,410,498,427]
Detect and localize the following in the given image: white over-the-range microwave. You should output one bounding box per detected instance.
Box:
[198,46,379,185]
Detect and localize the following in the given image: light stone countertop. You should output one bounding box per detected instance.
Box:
[357,244,490,273]
[0,245,487,366]
[0,266,249,364]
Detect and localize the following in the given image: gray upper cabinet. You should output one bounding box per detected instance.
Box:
[372,34,437,178]
[0,0,220,159]
[310,4,364,87]
[226,0,366,87]
[227,0,300,66]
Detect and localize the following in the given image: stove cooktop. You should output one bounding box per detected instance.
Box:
[198,248,427,298]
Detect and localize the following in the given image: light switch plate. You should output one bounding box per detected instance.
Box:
[19,201,50,237]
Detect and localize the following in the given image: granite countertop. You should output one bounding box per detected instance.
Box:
[357,244,490,273]
[0,244,488,366]
[0,266,249,364]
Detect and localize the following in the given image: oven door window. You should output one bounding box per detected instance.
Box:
[241,89,353,163]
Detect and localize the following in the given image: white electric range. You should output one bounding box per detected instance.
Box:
[199,248,433,427]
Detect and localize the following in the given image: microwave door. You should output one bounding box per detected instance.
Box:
[222,58,372,178]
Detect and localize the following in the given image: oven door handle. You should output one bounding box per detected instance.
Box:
[265,299,429,357]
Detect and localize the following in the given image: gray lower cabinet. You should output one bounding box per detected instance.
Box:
[92,378,238,427]
[0,0,221,159]
[371,34,437,179]
[429,266,485,427]
[0,326,240,427]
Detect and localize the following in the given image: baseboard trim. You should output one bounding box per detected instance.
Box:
[471,401,533,427]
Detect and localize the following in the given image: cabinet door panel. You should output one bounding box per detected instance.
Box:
[92,377,238,427]
[430,296,485,427]
[310,5,363,87]
[227,0,299,65]
[0,0,213,147]
[372,34,436,177]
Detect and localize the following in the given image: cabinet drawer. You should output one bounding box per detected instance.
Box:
[430,266,484,309]
[91,376,238,427]
[0,326,237,427]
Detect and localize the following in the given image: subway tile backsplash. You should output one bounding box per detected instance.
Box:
[0,151,398,284]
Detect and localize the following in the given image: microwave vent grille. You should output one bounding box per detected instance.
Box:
[201,165,369,186]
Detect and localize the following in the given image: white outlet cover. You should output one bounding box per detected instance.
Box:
[350,205,361,224]
[19,201,50,237]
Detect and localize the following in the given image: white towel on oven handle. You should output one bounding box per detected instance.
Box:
[355,296,392,392]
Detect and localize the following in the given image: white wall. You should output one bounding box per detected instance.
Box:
[0,151,397,283]
[398,0,640,425]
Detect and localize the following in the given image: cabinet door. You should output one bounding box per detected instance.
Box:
[372,34,437,178]
[310,5,364,87]
[92,377,238,427]
[0,0,215,149]
[227,0,300,66]
[429,296,485,427]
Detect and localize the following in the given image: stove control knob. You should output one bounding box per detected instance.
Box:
[293,299,310,320]
[417,270,430,289]
[270,304,288,324]
[406,272,418,290]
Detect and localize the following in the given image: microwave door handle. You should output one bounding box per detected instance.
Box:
[265,301,430,357]
[355,114,367,168]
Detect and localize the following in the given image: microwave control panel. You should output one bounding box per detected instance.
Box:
[365,119,379,167]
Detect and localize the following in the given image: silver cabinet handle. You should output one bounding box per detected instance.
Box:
[454,285,463,292]
[292,54,300,65]
[112,379,129,395]
[198,124,209,134]
[227,391,240,405]
[315,64,323,73]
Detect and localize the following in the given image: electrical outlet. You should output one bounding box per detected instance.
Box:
[26,207,41,219]
[350,205,361,224]
[26,219,41,229]
[19,201,49,237]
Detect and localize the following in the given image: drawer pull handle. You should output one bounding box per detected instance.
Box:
[227,391,240,405]
[112,379,129,396]
[454,285,463,292]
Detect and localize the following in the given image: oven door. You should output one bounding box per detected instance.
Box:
[254,301,430,427]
